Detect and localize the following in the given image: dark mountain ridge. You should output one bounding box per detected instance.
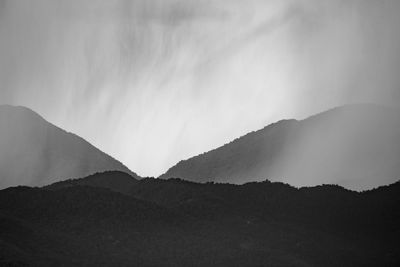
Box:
[46,171,138,195]
[1,171,399,266]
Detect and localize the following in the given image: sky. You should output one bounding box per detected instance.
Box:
[0,0,399,177]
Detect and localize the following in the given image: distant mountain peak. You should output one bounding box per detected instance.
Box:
[0,105,139,189]
[160,104,400,190]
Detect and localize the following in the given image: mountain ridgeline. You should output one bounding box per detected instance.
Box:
[160,104,400,190]
[1,104,399,266]
[46,171,139,195]
[0,105,139,189]
[0,171,399,266]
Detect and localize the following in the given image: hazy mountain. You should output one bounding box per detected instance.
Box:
[0,173,399,266]
[0,105,138,189]
[160,104,400,190]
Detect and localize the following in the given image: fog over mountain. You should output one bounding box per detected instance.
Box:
[161,104,400,190]
[0,105,137,189]
[0,0,399,177]
[1,1,400,266]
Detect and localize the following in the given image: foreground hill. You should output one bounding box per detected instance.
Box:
[46,171,138,195]
[0,105,138,188]
[0,171,399,266]
[160,104,400,190]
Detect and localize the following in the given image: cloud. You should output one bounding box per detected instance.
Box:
[0,0,399,177]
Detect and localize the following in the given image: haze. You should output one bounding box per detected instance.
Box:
[0,0,399,177]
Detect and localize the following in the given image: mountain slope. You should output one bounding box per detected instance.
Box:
[160,104,400,190]
[0,176,399,266]
[0,105,138,189]
[46,171,139,195]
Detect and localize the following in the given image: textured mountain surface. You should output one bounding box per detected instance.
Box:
[0,105,137,188]
[0,173,399,266]
[160,104,400,190]
[46,171,138,195]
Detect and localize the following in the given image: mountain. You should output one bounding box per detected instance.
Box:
[0,105,138,189]
[0,172,399,266]
[46,171,138,195]
[160,104,400,190]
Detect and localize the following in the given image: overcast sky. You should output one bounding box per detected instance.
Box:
[0,0,399,177]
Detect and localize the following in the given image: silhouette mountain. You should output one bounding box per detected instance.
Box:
[160,104,400,190]
[0,171,399,266]
[0,105,138,189]
[46,171,138,195]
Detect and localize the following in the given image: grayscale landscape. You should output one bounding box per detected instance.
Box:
[0,1,399,266]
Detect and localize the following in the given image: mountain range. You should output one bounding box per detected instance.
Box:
[1,103,399,190]
[160,104,400,190]
[1,104,400,266]
[0,105,138,189]
[1,171,399,266]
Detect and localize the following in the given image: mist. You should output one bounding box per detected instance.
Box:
[0,0,399,177]
[266,104,400,190]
